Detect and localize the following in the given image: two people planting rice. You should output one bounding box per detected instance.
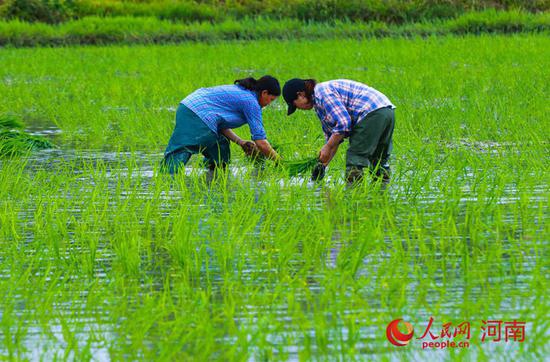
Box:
[162,76,281,174]
[162,75,395,184]
[283,78,395,184]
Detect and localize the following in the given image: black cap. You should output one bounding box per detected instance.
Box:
[282,78,306,115]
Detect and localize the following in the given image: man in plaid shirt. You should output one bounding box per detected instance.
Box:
[283,78,395,184]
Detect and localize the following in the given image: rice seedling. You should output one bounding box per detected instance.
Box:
[284,156,319,177]
[0,35,548,360]
[0,114,55,157]
[246,142,318,176]
[0,113,23,129]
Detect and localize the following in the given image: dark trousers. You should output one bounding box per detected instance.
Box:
[345,106,395,181]
[161,138,231,174]
[161,104,231,174]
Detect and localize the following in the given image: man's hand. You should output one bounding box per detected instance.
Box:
[311,162,326,181]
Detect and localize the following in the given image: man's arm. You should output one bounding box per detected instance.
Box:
[316,88,350,166]
[319,133,344,166]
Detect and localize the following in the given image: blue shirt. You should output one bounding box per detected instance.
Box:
[314,79,394,141]
[181,85,267,140]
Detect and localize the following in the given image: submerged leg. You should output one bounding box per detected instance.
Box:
[370,109,395,185]
[345,166,364,184]
[202,135,231,170]
[161,149,193,175]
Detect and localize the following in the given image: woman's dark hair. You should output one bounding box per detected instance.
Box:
[235,75,281,96]
[303,79,317,103]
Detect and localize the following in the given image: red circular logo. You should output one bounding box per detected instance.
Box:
[386,319,414,346]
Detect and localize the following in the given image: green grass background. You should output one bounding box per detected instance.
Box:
[1,10,549,46]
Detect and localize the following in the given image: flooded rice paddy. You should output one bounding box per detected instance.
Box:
[1,144,547,360]
[1,36,549,360]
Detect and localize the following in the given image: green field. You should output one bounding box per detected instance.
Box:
[1,35,549,360]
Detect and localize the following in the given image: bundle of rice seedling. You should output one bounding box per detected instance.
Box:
[0,114,24,130]
[245,141,283,165]
[0,130,54,157]
[0,114,55,157]
[244,141,318,177]
[284,157,319,177]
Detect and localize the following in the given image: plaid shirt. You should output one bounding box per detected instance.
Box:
[182,85,266,140]
[313,79,394,141]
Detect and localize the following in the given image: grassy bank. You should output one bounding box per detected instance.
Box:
[1,0,548,24]
[0,10,549,47]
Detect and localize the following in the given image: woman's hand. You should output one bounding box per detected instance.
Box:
[238,140,258,156]
[254,139,281,162]
[220,129,259,157]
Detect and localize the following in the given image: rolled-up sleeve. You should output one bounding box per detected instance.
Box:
[319,118,333,143]
[243,100,267,140]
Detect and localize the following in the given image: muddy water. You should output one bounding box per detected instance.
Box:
[1,147,547,361]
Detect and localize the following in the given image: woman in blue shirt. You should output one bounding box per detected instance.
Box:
[162,76,281,174]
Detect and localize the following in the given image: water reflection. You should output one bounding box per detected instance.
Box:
[0,147,546,360]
